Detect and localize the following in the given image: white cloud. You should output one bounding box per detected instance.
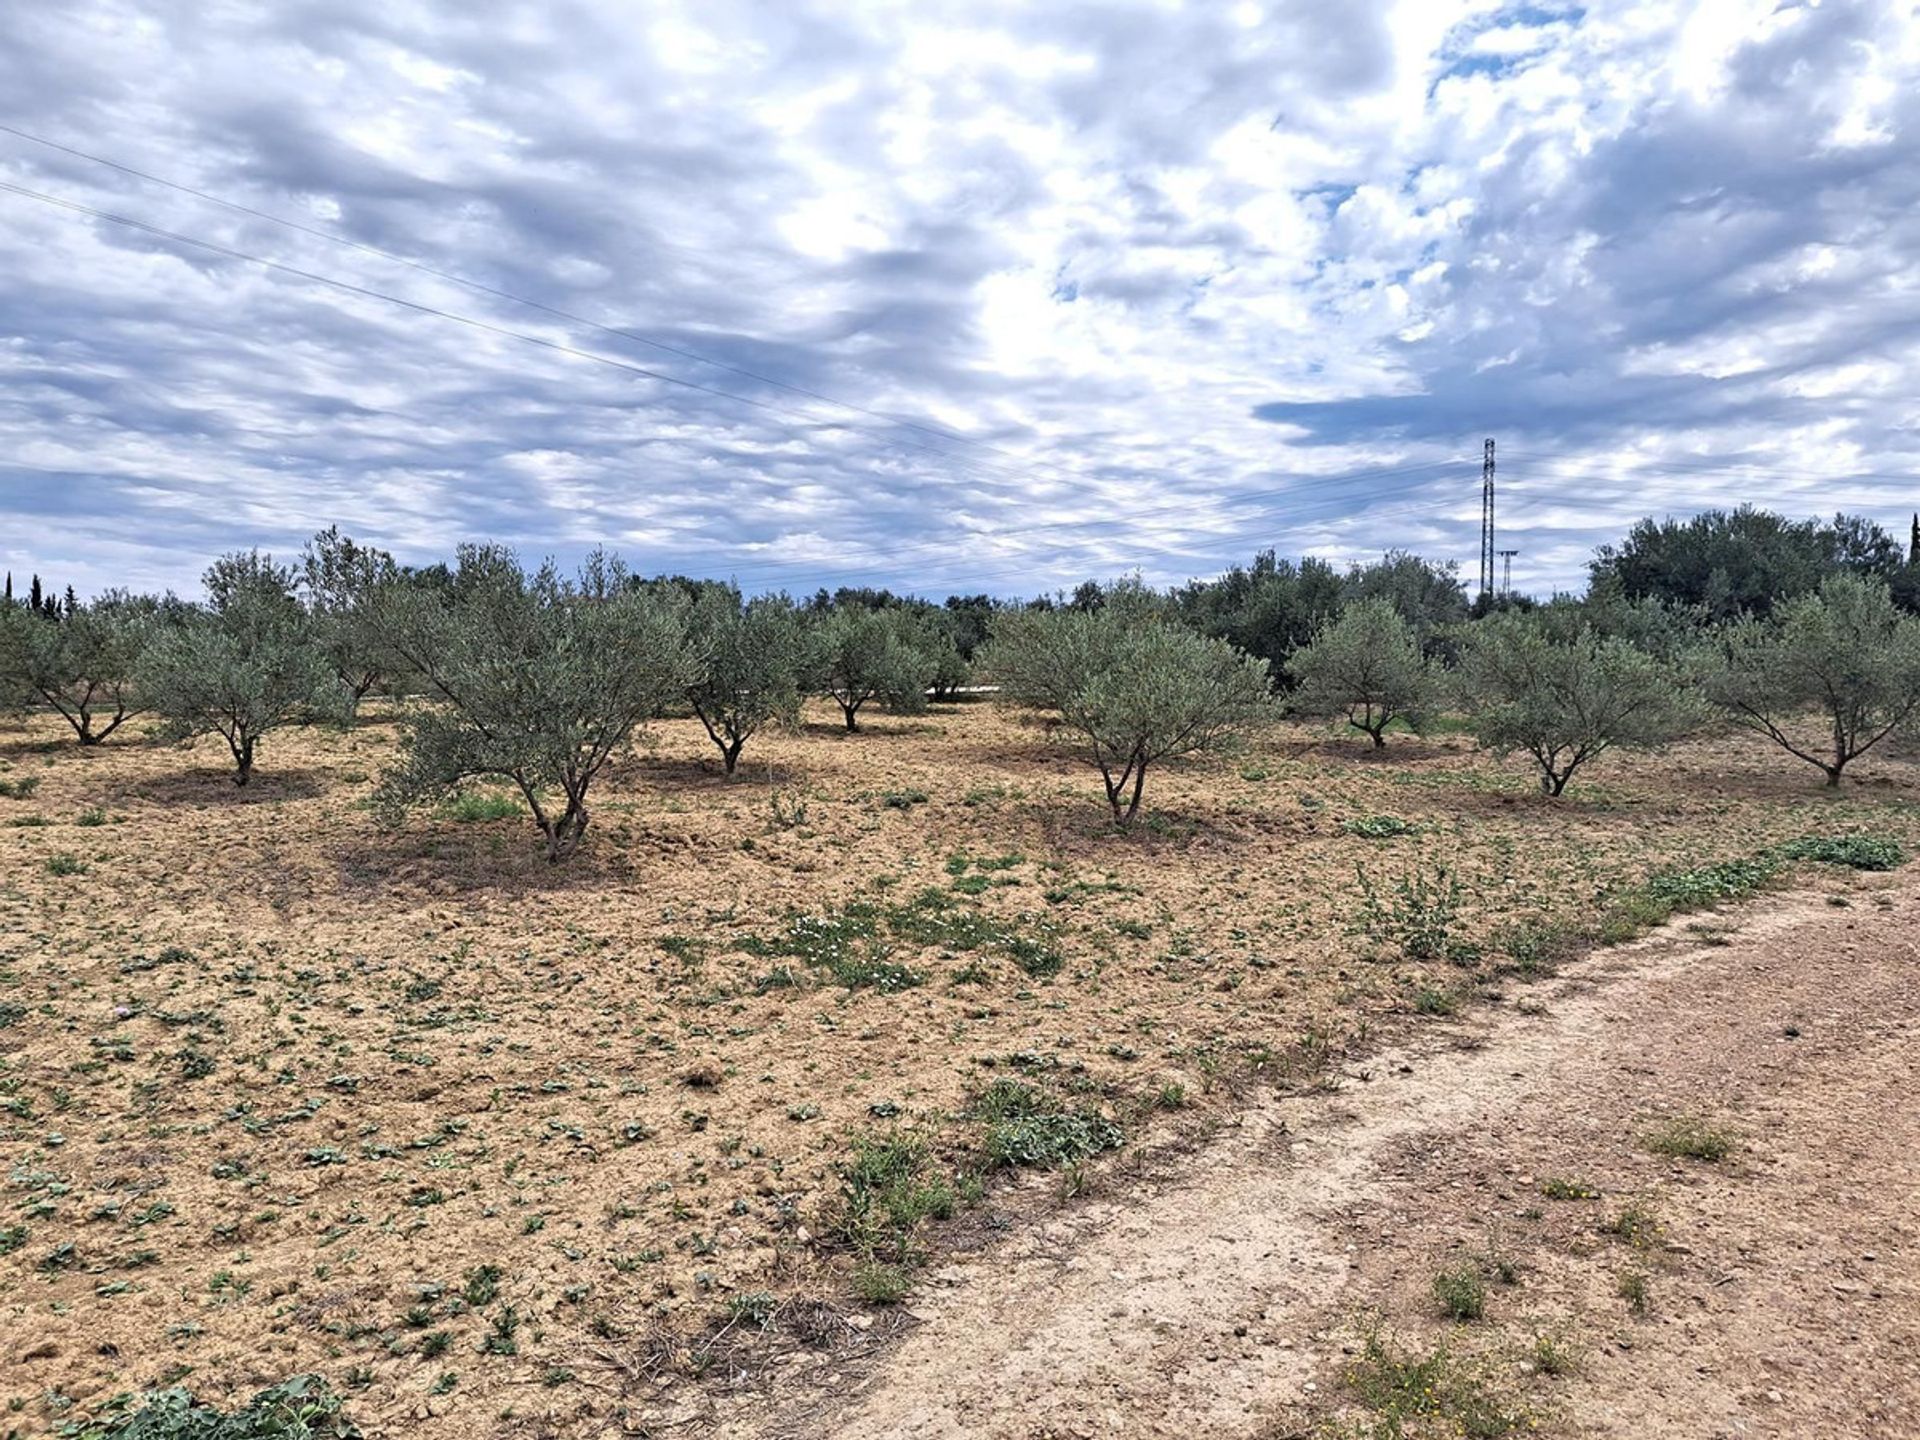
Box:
[0,0,1916,603]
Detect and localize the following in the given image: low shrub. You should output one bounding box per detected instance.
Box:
[1340,1326,1531,1438]
[1774,834,1903,871]
[974,1079,1123,1169]
[1342,814,1413,839]
[1431,1262,1487,1320]
[440,790,522,823]
[69,1374,359,1440]
[828,1133,954,1261]
[1355,862,1463,962]
[1642,1114,1735,1162]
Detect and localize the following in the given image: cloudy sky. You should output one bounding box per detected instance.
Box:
[1,0,1916,601]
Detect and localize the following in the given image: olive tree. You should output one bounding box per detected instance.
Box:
[922,612,972,702]
[374,547,692,861]
[0,591,158,745]
[806,607,937,731]
[684,589,801,774]
[140,553,339,785]
[300,526,400,721]
[1286,597,1436,747]
[1702,573,1920,787]
[1456,611,1697,795]
[984,589,1274,823]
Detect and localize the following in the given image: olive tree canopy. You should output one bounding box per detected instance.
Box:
[1703,573,1920,787]
[0,591,161,745]
[985,587,1274,823]
[300,526,401,720]
[140,552,339,785]
[1457,611,1697,795]
[684,589,802,774]
[806,607,937,731]
[1286,597,1436,747]
[374,547,693,861]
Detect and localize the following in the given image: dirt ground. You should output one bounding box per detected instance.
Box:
[0,700,1915,1438]
[740,874,1920,1440]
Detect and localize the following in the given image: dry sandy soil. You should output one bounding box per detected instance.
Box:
[740,874,1920,1440]
[0,700,1915,1438]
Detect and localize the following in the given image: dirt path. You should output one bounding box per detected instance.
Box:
[731,869,1920,1439]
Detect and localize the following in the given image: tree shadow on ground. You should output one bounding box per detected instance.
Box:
[117,765,335,805]
[329,823,635,899]
[625,753,755,788]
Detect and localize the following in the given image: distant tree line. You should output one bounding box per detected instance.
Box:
[1589,506,1920,618]
[2,505,1918,858]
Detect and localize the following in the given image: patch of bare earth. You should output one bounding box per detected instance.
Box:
[738,873,1920,1440]
[2,703,1916,1437]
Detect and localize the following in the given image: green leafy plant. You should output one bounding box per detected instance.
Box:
[1339,1326,1531,1438]
[1617,1268,1652,1315]
[828,1132,955,1263]
[974,1079,1122,1169]
[440,790,521,823]
[68,1374,359,1439]
[1342,814,1413,839]
[1602,1200,1663,1248]
[852,1261,913,1304]
[1539,1176,1600,1200]
[1774,834,1903,871]
[1356,862,1462,962]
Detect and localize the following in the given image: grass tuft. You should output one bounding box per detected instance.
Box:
[441,790,522,822]
[1642,1114,1736,1162]
[1336,1326,1532,1438]
[1431,1262,1487,1320]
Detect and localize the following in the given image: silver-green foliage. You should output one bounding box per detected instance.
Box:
[1457,611,1697,795]
[1287,597,1437,747]
[139,553,339,786]
[985,587,1274,823]
[806,607,938,731]
[685,590,802,773]
[375,547,692,860]
[299,526,401,719]
[0,591,159,745]
[1703,573,1920,787]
